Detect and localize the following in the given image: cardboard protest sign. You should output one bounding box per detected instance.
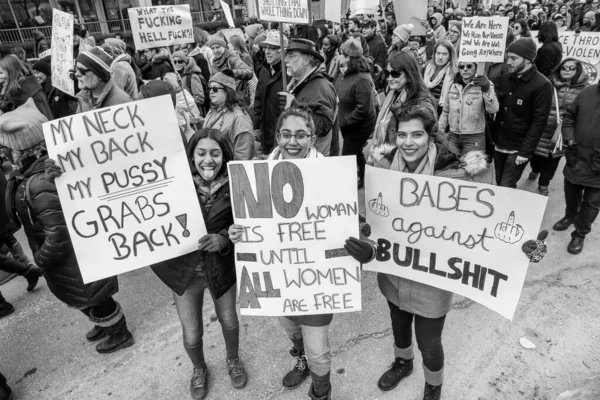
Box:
[42,96,206,283]
[393,0,427,35]
[532,30,600,84]
[363,166,547,320]
[51,9,74,96]
[228,157,361,316]
[257,0,310,24]
[220,0,235,27]
[350,0,379,16]
[128,5,193,50]
[459,17,509,63]
[324,0,342,23]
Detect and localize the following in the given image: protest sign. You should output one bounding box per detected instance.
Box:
[363,166,547,320]
[39,48,52,59]
[128,5,193,50]
[51,9,74,96]
[228,157,361,316]
[42,96,206,283]
[393,0,428,35]
[256,0,310,24]
[221,28,245,43]
[220,0,235,27]
[324,0,342,23]
[459,17,509,63]
[532,30,600,84]
[350,0,379,16]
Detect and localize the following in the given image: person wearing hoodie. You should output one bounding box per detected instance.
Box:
[163,73,202,142]
[172,50,206,116]
[32,56,77,119]
[101,38,139,100]
[143,47,174,80]
[429,12,447,40]
[33,30,49,57]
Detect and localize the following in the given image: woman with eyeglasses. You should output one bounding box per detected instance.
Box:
[438,61,499,156]
[334,38,377,189]
[422,40,457,115]
[202,71,254,160]
[529,58,589,196]
[172,50,206,117]
[152,128,248,400]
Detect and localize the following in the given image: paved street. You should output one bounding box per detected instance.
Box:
[2,161,599,400]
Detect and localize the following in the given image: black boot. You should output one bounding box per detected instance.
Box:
[190,366,208,400]
[0,383,13,400]
[23,266,42,292]
[96,316,134,354]
[553,216,575,231]
[308,382,332,400]
[0,300,15,319]
[282,349,310,389]
[377,357,413,391]
[568,237,585,254]
[423,382,442,400]
[86,325,107,341]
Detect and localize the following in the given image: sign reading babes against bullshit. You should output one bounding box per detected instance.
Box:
[364,166,547,320]
[228,157,361,316]
[42,96,206,283]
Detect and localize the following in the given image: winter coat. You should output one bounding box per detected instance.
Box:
[175,89,201,142]
[178,57,205,109]
[288,69,338,156]
[188,47,212,82]
[111,54,139,100]
[366,32,388,69]
[149,48,174,80]
[562,84,600,188]
[0,173,19,237]
[151,183,235,299]
[210,49,254,83]
[5,75,53,120]
[253,61,287,152]
[439,79,499,135]
[7,156,118,308]
[203,105,254,160]
[534,72,589,157]
[76,80,132,113]
[44,84,77,119]
[535,41,563,77]
[334,71,376,132]
[492,65,554,158]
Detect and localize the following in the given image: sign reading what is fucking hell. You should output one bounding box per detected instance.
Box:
[128,5,194,50]
[42,95,206,283]
[228,157,361,316]
[364,166,547,320]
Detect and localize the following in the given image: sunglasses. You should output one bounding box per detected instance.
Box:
[458,64,475,70]
[561,65,577,71]
[384,69,403,79]
[76,67,91,75]
[209,86,224,93]
[173,59,185,65]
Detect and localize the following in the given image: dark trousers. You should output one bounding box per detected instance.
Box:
[530,155,562,187]
[564,178,600,239]
[80,297,118,319]
[341,127,372,179]
[0,253,30,276]
[0,370,11,398]
[494,152,529,188]
[388,302,446,372]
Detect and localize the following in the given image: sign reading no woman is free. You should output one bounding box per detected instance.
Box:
[459,17,509,63]
[128,5,194,50]
[228,157,361,316]
[257,0,310,24]
[42,96,206,283]
[364,166,547,320]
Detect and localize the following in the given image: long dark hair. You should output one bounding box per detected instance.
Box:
[514,19,531,37]
[389,51,431,102]
[537,21,559,43]
[549,58,585,86]
[185,128,234,178]
[345,55,370,74]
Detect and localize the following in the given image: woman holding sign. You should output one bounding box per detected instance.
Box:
[152,128,247,400]
[345,106,547,400]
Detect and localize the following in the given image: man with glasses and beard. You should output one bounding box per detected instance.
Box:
[491,38,553,188]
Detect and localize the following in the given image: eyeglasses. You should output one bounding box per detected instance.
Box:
[384,69,403,79]
[76,67,91,75]
[277,132,313,142]
[561,65,577,71]
[458,64,475,70]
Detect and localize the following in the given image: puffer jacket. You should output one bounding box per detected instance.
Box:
[534,71,589,157]
[7,156,118,308]
[439,79,499,135]
[76,80,132,112]
[111,53,139,100]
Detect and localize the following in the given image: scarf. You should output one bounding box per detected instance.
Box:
[373,89,407,145]
[390,142,437,175]
[192,173,229,214]
[268,146,323,160]
[423,63,454,106]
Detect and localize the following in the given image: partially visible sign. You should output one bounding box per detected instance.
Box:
[324,0,342,23]
[459,17,509,63]
[221,28,245,43]
[350,0,379,16]
[51,9,74,96]
[392,0,427,36]
[220,0,235,27]
[257,0,310,24]
[128,5,194,50]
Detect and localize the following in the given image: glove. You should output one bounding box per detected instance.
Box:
[221,68,234,77]
[344,236,374,264]
[69,68,77,81]
[198,234,229,252]
[277,92,297,110]
[473,74,491,92]
[45,158,63,183]
[522,230,548,263]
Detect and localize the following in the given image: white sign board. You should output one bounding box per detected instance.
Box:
[393,0,427,36]
[350,0,379,16]
[228,157,361,316]
[128,5,194,50]
[42,96,206,283]
[51,9,74,96]
[220,0,235,27]
[257,0,310,24]
[459,17,509,63]
[324,0,342,23]
[363,166,547,320]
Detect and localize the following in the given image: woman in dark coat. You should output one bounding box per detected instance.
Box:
[1,99,133,354]
[535,21,563,77]
[32,56,77,119]
[151,128,247,400]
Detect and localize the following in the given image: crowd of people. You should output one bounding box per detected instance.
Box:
[1,0,598,399]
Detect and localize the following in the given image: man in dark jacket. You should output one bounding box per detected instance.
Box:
[254,32,289,155]
[553,83,600,254]
[384,12,397,47]
[492,38,553,188]
[361,18,388,69]
[142,47,174,80]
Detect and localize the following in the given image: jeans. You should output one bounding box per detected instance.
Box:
[564,178,600,239]
[0,253,31,276]
[388,302,446,372]
[448,132,485,155]
[494,152,529,188]
[530,155,562,187]
[279,317,331,376]
[173,273,239,368]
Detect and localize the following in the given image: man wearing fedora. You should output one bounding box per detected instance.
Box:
[278,38,337,156]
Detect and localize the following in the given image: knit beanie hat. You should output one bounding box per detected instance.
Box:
[172,50,187,62]
[209,71,236,92]
[340,37,363,57]
[33,56,51,77]
[393,24,414,42]
[0,98,47,151]
[206,35,227,49]
[76,47,113,82]
[507,37,538,61]
[245,23,264,39]
[139,80,176,106]
[103,38,126,56]
[81,35,96,52]
[446,8,454,14]
[254,33,267,46]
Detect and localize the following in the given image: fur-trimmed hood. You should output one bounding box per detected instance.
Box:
[152,47,171,64]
